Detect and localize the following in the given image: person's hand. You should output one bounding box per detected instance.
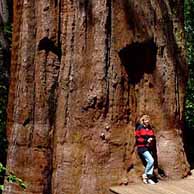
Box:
[147,137,153,143]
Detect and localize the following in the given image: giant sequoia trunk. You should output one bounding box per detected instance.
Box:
[4,0,190,194]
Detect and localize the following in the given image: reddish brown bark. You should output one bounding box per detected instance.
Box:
[4,1,189,194]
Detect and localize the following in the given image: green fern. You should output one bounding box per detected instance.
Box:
[0,162,27,191]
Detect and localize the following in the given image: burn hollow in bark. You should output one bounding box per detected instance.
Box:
[38,37,62,60]
[119,39,157,84]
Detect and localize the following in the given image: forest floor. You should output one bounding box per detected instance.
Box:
[110,170,194,194]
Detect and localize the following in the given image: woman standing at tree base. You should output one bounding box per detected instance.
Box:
[135,115,157,184]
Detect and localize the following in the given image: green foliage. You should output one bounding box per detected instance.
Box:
[0,83,8,158]
[0,162,27,191]
[0,1,12,190]
[184,0,194,130]
[0,0,12,166]
[3,23,12,43]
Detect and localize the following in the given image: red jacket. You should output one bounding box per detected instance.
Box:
[135,124,155,148]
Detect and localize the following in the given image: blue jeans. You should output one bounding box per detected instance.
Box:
[142,151,154,176]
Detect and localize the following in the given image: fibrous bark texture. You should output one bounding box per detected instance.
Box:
[4,0,190,194]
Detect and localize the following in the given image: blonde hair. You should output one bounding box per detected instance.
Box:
[139,114,150,124]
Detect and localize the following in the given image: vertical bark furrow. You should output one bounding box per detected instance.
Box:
[63,2,76,127]
[104,0,112,117]
[57,0,62,61]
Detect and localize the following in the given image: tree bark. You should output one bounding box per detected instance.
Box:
[4,0,190,194]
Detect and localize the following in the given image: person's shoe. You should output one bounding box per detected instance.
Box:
[147,174,156,184]
[147,178,156,184]
[142,174,148,184]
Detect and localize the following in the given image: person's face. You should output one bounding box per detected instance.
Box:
[143,119,150,126]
